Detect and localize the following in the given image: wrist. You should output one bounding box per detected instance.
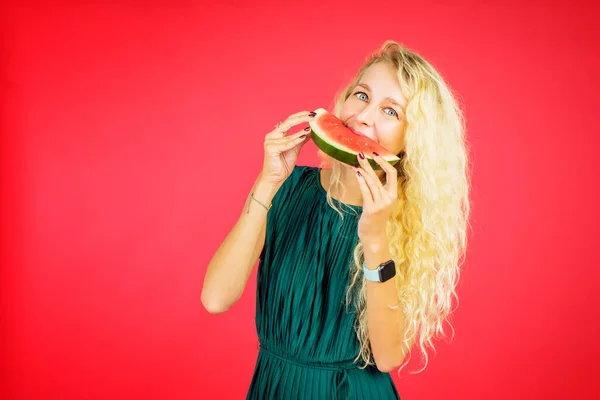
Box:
[362,235,392,270]
[254,176,280,204]
[361,235,389,253]
[363,239,393,273]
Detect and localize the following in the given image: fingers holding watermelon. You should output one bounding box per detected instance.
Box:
[355,152,398,199]
[260,111,316,187]
[269,129,312,152]
[355,152,382,187]
[354,166,383,208]
[354,153,399,242]
[354,153,386,207]
[374,153,399,198]
[267,110,317,138]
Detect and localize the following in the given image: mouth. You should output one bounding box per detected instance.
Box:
[346,125,367,137]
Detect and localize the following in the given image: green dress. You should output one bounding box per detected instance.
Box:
[246,165,401,400]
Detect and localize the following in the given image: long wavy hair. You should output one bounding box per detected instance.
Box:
[321,40,472,375]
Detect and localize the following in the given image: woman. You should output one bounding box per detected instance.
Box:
[202,40,471,399]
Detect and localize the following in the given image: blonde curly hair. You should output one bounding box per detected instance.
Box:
[321,40,472,375]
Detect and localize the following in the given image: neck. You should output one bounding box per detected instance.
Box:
[321,164,385,207]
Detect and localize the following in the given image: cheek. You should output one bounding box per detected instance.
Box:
[339,97,360,117]
[378,124,406,152]
[338,107,349,120]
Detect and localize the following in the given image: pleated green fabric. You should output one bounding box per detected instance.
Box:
[246,165,401,400]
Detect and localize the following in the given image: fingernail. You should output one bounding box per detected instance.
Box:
[373,152,379,157]
[359,152,365,160]
[300,134,307,139]
[304,127,310,131]
[308,112,316,117]
[357,170,362,177]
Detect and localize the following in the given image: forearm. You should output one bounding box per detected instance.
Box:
[363,237,406,372]
[201,176,279,313]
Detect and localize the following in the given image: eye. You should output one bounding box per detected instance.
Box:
[354,91,368,101]
[384,108,399,119]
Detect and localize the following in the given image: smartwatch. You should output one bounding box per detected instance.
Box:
[363,259,396,283]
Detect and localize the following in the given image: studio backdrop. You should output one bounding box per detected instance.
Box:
[1,1,599,399]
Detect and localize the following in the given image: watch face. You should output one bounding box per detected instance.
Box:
[379,261,397,282]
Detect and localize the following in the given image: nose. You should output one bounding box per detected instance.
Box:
[354,102,376,127]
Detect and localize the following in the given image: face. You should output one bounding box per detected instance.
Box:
[340,61,407,156]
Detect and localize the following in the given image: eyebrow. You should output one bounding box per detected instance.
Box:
[356,82,406,110]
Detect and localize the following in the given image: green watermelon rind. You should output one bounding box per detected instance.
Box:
[309,109,400,171]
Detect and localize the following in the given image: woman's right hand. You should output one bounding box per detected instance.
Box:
[260,110,316,187]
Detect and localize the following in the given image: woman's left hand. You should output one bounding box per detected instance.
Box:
[354,152,398,249]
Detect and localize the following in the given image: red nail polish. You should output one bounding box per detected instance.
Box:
[357,170,362,177]
[304,127,310,131]
[300,134,307,139]
[359,152,365,159]
[373,152,379,157]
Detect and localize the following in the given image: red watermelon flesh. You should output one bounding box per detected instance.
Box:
[308,108,401,169]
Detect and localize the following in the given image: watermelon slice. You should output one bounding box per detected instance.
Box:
[308,108,401,170]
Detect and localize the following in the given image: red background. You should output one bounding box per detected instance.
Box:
[2,1,599,399]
